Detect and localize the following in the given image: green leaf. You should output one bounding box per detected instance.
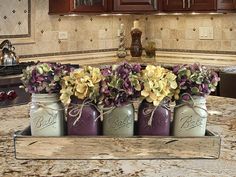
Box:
[191,87,199,94]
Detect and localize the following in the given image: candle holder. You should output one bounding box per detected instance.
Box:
[117,24,127,58]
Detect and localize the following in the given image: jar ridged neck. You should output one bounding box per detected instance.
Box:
[31,93,60,103]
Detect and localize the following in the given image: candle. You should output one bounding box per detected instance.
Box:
[120,23,124,30]
[133,20,139,29]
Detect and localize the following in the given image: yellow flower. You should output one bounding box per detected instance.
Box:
[60,66,102,105]
[141,65,178,106]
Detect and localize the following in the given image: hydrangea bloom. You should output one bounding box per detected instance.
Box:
[141,65,177,106]
[172,63,220,101]
[60,66,103,105]
[21,62,71,94]
[99,62,142,107]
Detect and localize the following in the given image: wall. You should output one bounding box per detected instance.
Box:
[143,14,236,52]
[0,0,236,56]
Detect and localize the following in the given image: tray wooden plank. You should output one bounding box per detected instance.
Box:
[13,127,221,160]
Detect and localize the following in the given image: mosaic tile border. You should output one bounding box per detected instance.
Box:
[0,0,31,39]
[19,48,118,58]
[156,48,236,55]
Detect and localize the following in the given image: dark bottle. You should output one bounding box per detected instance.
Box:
[130,20,142,58]
[67,96,101,136]
[137,99,171,136]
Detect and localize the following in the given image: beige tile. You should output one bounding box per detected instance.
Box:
[221,40,232,51]
[185,28,198,40]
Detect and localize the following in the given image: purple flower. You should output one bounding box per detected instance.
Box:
[101,66,112,77]
[99,63,142,107]
[182,94,190,101]
[21,62,72,94]
[173,63,220,100]
[132,64,141,73]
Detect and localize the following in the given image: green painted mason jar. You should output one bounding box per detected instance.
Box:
[103,103,134,137]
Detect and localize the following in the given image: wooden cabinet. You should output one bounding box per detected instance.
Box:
[219,71,236,98]
[49,0,161,14]
[49,0,236,14]
[190,0,217,11]
[113,0,159,12]
[73,0,108,12]
[217,0,236,11]
[49,0,108,14]
[163,0,188,11]
[163,0,217,12]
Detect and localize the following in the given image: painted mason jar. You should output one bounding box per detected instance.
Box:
[103,103,134,137]
[67,97,101,136]
[173,96,208,136]
[30,93,65,136]
[137,99,171,136]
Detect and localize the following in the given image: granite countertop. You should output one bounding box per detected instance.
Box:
[21,51,236,70]
[0,96,236,176]
[0,51,235,81]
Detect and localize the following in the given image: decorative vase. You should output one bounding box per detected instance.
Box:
[103,103,134,137]
[137,99,171,136]
[130,28,143,58]
[173,96,208,136]
[67,97,101,136]
[30,93,65,136]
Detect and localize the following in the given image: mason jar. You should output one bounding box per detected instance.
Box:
[103,103,134,137]
[137,99,171,136]
[30,93,65,136]
[67,96,101,136]
[173,96,208,136]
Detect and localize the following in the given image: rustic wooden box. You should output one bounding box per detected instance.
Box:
[13,127,221,160]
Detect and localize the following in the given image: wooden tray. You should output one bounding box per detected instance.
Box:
[13,127,221,160]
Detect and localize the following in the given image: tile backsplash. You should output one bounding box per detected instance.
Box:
[0,0,236,56]
[0,0,30,38]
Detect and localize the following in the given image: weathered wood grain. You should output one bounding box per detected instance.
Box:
[14,131,220,160]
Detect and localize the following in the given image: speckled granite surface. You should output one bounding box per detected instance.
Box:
[0,96,236,177]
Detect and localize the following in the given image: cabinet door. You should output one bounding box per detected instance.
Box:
[163,0,187,12]
[190,0,217,11]
[49,0,107,14]
[113,0,158,12]
[73,0,108,12]
[49,0,73,14]
[217,0,236,10]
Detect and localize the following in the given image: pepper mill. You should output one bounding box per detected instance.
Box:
[130,20,142,58]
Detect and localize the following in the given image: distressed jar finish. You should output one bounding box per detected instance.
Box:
[137,99,171,136]
[103,103,134,137]
[173,96,208,136]
[30,93,65,136]
[67,97,101,136]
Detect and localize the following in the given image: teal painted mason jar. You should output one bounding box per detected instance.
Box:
[103,103,134,137]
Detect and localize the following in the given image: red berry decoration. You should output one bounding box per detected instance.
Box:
[7,90,17,100]
[0,91,7,101]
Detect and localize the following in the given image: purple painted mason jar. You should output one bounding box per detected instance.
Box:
[137,99,171,136]
[66,97,101,136]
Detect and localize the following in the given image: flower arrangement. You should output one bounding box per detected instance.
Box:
[99,62,142,107]
[60,66,103,105]
[172,63,220,101]
[141,65,177,106]
[21,62,71,94]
